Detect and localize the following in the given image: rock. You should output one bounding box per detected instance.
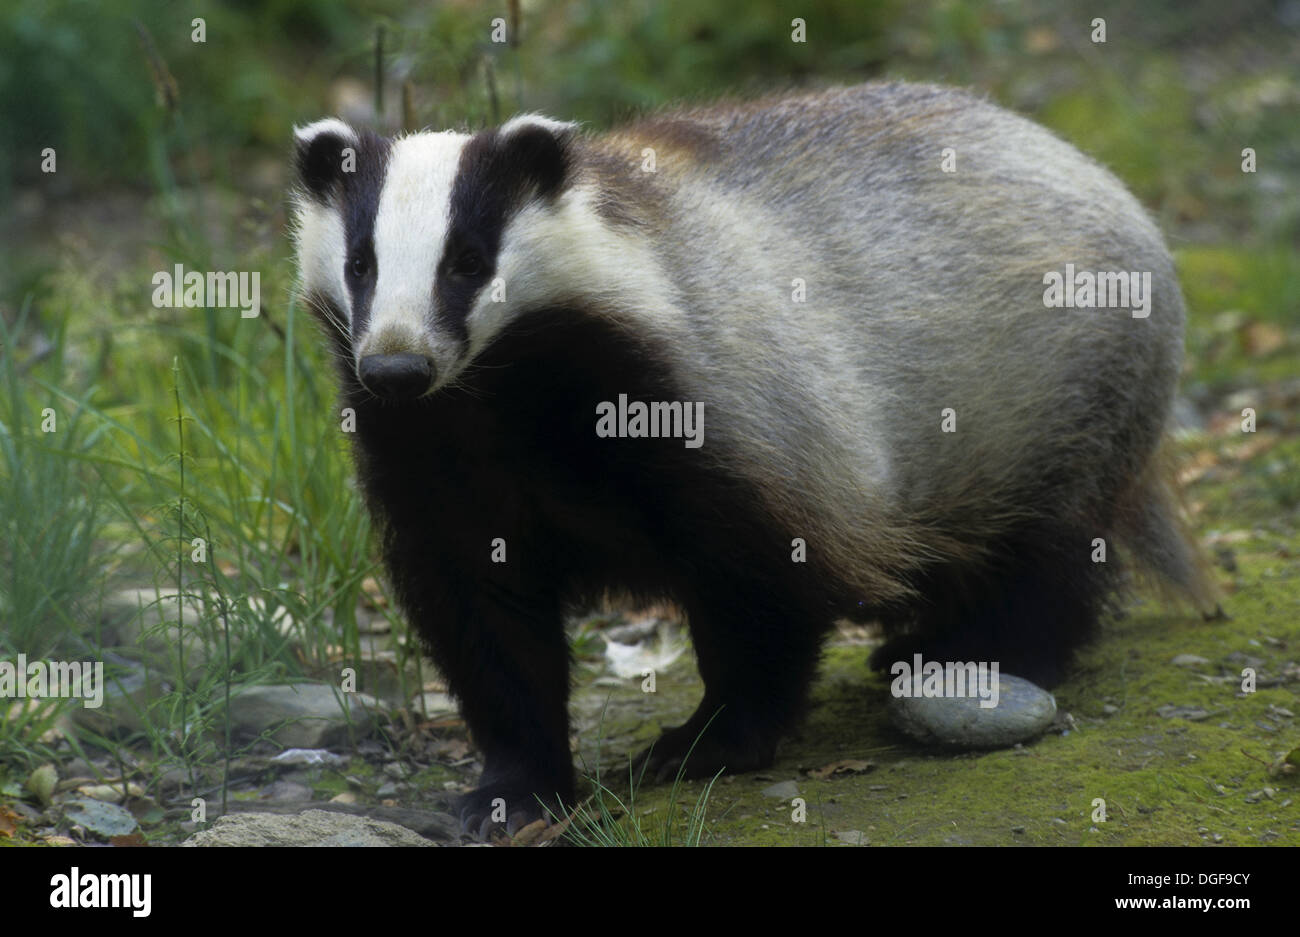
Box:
[1171,654,1210,667]
[71,657,169,737]
[409,691,456,716]
[270,748,348,768]
[1156,704,1212,721]
[263,780,312,802]
[102,590,300,677]
[889,673,1057,749]
[76,783,144,804]
[100,587,217,675]
[64,798,139,838]
[182,809,434,847]
[761,780,800,799]
[834,830,868,845]
[25,764,58,806]
[8,801,43,822]
[61,757,94,777]
[1169,395,1205,434]
[347,648,424,704]
[602,618,664,645]
[224,683,384,748]
[603,620,687,679]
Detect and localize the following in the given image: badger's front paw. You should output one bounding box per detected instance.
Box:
[457,781,571,842]
[632,715,776,784]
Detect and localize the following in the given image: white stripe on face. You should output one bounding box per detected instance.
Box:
[365,131,470,359]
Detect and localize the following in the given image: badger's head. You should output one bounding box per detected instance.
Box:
[291,114,583,401]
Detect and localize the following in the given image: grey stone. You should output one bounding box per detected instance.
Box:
[101,587,218,675]
[71,658,168,736]
[181,809,433,846]
[349,648,424,704]
[63,798,139,838]
[263,780,313,802]
[1171,654,1210,667]
[224,683,384,748]
[1169,395,1206,436]
[409,691,456,716]
[761,780,800,799]
[270,748,347,767]
[1156,704,1212,721]
[889,673,1057,749]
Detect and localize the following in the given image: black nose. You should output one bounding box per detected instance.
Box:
[358,353,435,401]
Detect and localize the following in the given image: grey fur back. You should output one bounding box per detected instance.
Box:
[579,83,1190,596]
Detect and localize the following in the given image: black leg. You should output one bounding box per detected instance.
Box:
[635,586,829,782]
[870,523,1118,687]
[385,527,575,838]
[442,583,575,838]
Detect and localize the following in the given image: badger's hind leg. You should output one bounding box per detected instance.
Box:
[869,520,1121,688]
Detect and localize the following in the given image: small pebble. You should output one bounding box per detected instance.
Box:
[1156,704,1211,721]
[761,780,799,799]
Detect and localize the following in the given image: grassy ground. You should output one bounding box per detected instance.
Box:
[0,0,1296,845]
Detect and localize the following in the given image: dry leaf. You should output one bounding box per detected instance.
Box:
[1023,26,1059,53]
[809,759,874,780]
[433,738,471,761]
[511,818,548,846]
[1269,748,1300,778]
[361,576,389,609]
[1226,433,1279,462]
[1237,321,1286,357]
[0,806,19,838]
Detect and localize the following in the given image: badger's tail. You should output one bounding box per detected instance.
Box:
[1115,438,1222,615]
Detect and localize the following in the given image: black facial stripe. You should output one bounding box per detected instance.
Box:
[438,125,574,341]
[340,132,391,340]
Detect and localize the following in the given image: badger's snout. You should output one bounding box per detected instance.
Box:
[358,353,435,401]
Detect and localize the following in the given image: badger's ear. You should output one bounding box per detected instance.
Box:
[497,114,578,199]
[293,118,360,202]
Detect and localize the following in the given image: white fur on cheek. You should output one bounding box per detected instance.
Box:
[294,198,349,321]
[366,132,469,366]
[465,186,679,357]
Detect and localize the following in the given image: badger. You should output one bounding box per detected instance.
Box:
[290,83,1216,838]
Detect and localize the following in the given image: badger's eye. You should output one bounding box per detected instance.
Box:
[448,249,484,278]
[348,254,370,280]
